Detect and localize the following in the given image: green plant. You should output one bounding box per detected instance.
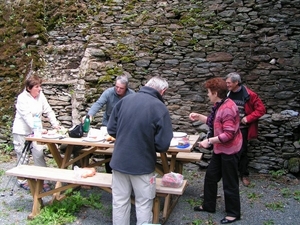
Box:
[265,201,284,211]
[186,198,203,207]
[294,190,300,202]
[247,192,262,201]
[269,169,286,179]
[263,219,274,225]
[0,169,5,176]
[281,188,292,198]
[191,218,205,225]
[0,143,14,154]
[27,191,103,225]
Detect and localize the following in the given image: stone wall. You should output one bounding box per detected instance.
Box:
[2,0,300,173]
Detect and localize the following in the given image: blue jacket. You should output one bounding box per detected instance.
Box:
[107,86,173,175]
[88,87,135,126]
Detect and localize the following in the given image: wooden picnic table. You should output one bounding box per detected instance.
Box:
[25,134,201,224]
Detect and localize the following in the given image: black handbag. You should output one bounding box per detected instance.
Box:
[68,124,83,138]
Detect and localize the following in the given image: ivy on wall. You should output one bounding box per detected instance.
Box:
[0,0,101,132]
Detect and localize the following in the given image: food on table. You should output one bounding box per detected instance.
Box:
[47,129,57,136]
[106,135,116,141]
[81,167,96,178]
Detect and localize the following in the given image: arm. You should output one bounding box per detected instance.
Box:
[244,90,266,124]
[87,89,110,117]
[154,112,173,153]
[40,93,60,129]
[106,99,119,138]
[189,112,207,123]
[15,94,35,129]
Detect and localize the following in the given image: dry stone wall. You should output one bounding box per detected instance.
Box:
[3,0,300,174]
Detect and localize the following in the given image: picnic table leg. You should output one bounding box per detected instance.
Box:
[169,153,178,172]
[47,143,63,168]
[159,153,170,173]
[152,196,160,224]
[27,179,43,219]
[162,194,171,220]
[52,145,75,200]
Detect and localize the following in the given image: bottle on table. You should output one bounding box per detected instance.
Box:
[83,115,91,133]
[33,114,42,137]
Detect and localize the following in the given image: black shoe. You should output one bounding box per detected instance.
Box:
[193,206,215,213]
[220,216,240,224]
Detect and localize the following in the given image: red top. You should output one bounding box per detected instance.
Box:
[213,98,243,155]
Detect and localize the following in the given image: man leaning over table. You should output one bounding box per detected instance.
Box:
[107,76,173,225]
[83,74,135,173]
[12,74,60,192]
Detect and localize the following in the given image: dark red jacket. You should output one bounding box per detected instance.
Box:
[242,86,266,140]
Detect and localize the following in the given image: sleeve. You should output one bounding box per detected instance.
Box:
[87,89,110,116]
[106,99,120,138]
[246,91,266,123]
[154,111,173,153]
[15,95,34,129]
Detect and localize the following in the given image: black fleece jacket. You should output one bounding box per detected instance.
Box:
[107,86,173,175]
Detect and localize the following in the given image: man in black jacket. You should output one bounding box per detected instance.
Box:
[107,76,173,225]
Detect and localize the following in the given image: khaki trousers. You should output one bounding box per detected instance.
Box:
[112,170,156,225]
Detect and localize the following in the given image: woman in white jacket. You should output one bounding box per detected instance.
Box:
[12,74,60,191]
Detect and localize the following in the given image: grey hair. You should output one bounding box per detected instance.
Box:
[145,76,169,92]
[116,75,129,87]
[225,72,242,85]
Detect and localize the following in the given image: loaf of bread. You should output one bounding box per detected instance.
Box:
[106,135,116,141]
[81,167,96,178]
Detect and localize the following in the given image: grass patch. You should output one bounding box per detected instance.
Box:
[263,219,274,225]
[281,188,292,198]
[294,190,300,202]
[186,198,203,208]
[247,192,263,201]
[265,201,284,211]
[27,190,103,225]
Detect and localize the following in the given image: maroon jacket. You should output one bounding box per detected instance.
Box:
[241,86,266,140]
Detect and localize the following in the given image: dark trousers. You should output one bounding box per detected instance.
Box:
[203,152,241,218]
[105,155,112,173]
[238,128,249,177]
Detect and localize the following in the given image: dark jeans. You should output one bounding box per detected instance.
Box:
[105,155,112,174]
[238,128,249,178]
[203,152,241,218]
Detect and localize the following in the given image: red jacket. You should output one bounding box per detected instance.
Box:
[242,86,266,140]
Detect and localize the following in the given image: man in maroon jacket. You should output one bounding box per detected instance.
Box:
[225,72,266,187]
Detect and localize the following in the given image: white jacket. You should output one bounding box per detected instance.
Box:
[12,89,59,135]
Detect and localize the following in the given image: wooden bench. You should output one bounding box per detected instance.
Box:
[6,165,187,224]
[78,147,202,174]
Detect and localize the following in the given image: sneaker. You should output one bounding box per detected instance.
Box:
[20,183,30,191]
[242,177,250,187]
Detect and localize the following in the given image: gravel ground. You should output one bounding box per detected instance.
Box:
[1,156,300,225]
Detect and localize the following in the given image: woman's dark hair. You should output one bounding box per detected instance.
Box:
[25,75,42,92]
[204,77,227,99]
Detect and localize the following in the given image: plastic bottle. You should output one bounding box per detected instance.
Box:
[33,114,42,137]
[82,115,90,133]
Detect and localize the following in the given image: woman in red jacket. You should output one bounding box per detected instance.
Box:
[189,77,242,224]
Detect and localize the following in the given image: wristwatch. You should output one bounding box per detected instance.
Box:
[208,138,212,146]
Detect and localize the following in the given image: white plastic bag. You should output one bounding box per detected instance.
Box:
[161,172,183,188]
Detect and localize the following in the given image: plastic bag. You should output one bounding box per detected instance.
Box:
[161,172,183,188]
